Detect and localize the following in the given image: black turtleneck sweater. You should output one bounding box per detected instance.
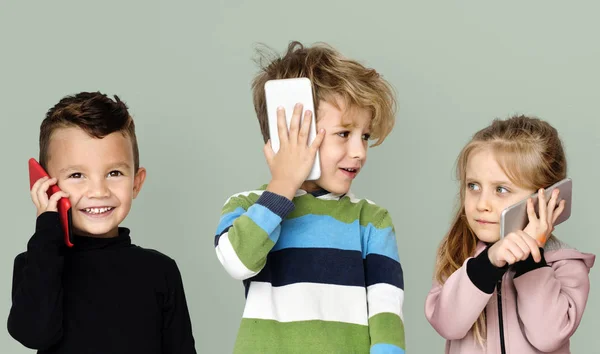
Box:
[7,212,197,354]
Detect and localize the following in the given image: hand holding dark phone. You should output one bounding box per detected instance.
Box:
[28,158,74,247]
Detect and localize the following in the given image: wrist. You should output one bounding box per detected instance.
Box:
[267,179,298,201]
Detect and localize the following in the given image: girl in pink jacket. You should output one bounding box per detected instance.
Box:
[425,115,595,354]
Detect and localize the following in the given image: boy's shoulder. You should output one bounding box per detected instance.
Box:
[340,191,393,227]
[128,244,178,267]
[219,185,269,213]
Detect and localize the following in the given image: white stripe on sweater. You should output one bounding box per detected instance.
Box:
[242,281,369,325]
[215,233,257,280]
[367,283,404,321]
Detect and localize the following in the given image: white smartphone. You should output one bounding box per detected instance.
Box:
[264,77,321,181]
[500,178,572,238]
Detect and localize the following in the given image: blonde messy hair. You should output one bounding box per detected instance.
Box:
[251,41,396,147]
[435,114,567,345]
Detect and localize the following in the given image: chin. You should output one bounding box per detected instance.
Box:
[74,224,119,237]
[474,231,500,244]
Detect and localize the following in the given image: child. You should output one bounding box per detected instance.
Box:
[214,41,405,353]
[425,115,595,353]
[8,92,197,354]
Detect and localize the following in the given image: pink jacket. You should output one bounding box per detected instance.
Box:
[425,237,595,354]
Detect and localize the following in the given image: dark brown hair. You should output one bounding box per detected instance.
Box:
[39,91,139,171]
[251,41,397,146]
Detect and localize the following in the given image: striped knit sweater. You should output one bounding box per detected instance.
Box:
[214,186,405,353]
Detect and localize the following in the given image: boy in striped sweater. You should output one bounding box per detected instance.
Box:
[214,41,404,353]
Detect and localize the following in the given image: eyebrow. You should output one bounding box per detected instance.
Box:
[108,162,132,170]
[59,162,131,174]
[465,177,514,186]
[59,165,86,174]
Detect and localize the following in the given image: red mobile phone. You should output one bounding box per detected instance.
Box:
[28,158,74,247]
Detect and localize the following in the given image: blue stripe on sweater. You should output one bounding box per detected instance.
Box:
[272,214,400,262]
[216,205,282,244]
[371,343,405,354]
[216,207,245,235]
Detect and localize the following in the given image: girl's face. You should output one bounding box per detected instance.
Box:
[463,147,536,243]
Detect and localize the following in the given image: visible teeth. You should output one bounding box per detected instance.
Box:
[343,168,356,172]
[84,207,113,214]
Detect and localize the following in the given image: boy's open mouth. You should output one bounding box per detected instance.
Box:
[339,167,359,179]
[81,207,115,215]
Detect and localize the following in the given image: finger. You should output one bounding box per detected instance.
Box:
[546,188,560,226]
[47,191,69,212]
[552,200,566,224]
[501,248,517,265]
[37,177,57,208]
[505,239,527,261]
[509,233,531,260]
[526,197,537,222]
[538,188,547,224]
[276,107,289,145]
[30,176,49,207]
[288,103,303,143]
[298,110,312,146]
[518,230,542,262]
[309,128,326,154]
[263,140,275,162]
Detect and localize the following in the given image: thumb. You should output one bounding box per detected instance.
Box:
[263,140,275,162]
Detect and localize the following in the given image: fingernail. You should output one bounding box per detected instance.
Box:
[277,106,284,111]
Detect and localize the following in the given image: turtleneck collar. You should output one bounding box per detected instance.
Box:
[71,227,132,252]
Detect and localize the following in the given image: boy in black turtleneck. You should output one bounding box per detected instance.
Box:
[7,92,197,354]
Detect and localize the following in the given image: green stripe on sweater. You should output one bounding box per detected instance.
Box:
[227,215,274,272]
[222,188,393,229]
[368,312,405,349]
[234,319,370,354]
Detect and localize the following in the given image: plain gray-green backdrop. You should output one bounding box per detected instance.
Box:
[1,1,598,353]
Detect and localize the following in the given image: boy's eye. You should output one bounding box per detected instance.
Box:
[362,133,371,141]
[68,173,82,179]
[337,131,349,138]
[108,170,123,177]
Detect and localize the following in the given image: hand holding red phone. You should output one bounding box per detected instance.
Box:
[30,176,69,217]
[28,158,74,247]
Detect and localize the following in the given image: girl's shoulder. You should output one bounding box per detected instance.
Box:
[544,235,596,269]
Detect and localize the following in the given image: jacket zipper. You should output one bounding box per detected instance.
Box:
[497,279,506,354]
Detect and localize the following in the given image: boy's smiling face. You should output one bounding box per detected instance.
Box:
[301,98,371,195]
[45,126,146,238]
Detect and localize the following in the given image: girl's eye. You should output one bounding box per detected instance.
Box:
[108,170,123,177]
[496,186,509,194]
[362,133,371,141]
[467,183,480,191]
[337,131,349,138]
[68,173,82,179]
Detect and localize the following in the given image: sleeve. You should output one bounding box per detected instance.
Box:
[214,191,295,280]
[424,246,507,340]
[161,259,197,354]
[7,212,66,350]
[363,210,406,354]
[512,249,592,352]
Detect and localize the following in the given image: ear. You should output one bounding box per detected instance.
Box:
[132,167,147,199]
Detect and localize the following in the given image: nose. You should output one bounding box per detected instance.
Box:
[476,191,492,212]
[348,136,367,160]
[86,178,111,199]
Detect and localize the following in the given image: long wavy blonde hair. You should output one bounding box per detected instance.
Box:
[435,114,567,345]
